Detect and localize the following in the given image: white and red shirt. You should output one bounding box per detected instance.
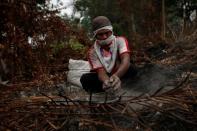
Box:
[88,36,130,74]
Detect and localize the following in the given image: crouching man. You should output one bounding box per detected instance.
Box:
[80,16,136,93]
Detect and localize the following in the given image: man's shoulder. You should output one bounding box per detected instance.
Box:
[115,36,128,44]
[116,36,127,39]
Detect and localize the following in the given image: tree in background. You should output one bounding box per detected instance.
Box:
[74,0,163,46]
[74,0,197,46]
[0,0,90,83]
[165,0,197,37]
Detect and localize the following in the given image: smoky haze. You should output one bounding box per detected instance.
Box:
[122,64,180,97]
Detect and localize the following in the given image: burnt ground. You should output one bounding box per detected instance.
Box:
[0,41,196,130]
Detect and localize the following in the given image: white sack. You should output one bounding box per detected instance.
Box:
[67,59,90,87]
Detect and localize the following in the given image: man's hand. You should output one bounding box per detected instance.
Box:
[109,75,121,90]
[102,79,112,90]
[102,75,121,91]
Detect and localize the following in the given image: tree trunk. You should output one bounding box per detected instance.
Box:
[161,0,166,40]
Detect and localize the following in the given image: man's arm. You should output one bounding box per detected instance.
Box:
[97,53,131,90]
[114,53,130,78]
[108,53,130,90]
[97,68,113,90]
[97,68,109,82]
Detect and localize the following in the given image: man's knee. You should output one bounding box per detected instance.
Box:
[80,73,103,93]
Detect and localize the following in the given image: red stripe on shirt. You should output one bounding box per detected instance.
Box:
[119,36,131,52]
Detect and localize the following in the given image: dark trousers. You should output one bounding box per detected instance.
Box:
[80,66,137,93]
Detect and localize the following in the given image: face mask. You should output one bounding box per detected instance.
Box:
[97,35,115,46]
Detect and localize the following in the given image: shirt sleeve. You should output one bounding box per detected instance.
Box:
[117,36,131,55]
[87,47,103,71]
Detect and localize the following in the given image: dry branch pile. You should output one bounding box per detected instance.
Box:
[0,76,196,130]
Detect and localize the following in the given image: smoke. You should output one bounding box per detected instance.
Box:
[122,64,179,96]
